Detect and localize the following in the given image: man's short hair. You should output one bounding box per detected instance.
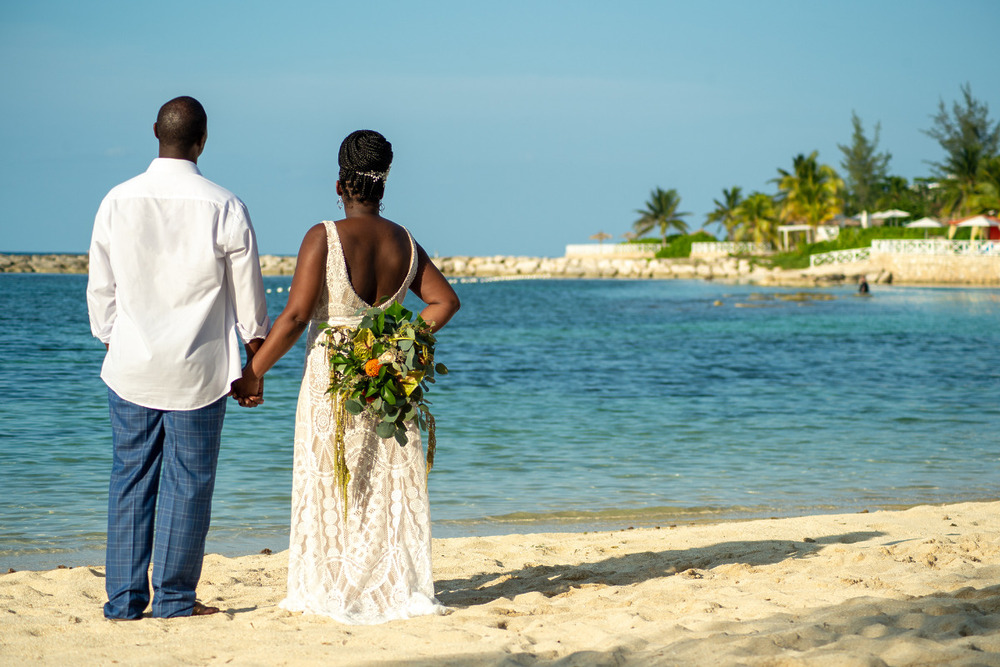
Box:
[156,96,207,149]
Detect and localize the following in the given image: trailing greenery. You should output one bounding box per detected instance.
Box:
[654,231,717,258]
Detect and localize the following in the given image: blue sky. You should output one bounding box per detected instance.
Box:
[2,1,999,257]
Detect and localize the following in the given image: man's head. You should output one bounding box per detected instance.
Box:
[154,96,208,162]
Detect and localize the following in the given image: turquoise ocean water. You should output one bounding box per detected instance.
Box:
[1,274,998,570]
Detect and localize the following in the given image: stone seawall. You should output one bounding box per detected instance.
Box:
[871,252,1000,285]
[2,252,996,286]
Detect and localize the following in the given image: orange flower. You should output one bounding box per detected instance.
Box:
[364,359,382,377]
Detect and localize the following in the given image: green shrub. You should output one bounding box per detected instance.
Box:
[654,231,717,258]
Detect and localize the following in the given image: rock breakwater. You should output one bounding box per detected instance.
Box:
[0,252,892,286]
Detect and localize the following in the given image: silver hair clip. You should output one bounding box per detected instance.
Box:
[355,167,390,182]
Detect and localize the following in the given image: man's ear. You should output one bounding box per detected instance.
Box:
[153,122,160,140]
[335,181,343,196]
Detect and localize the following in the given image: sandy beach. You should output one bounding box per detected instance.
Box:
[3,502,999,666]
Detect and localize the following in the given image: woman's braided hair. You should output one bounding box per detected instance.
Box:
[338,130,393,204]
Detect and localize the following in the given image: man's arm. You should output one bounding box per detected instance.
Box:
[226,208,271,344]
[87,198,117,345]
[225,204,271,407]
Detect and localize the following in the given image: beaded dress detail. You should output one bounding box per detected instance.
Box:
[280,220,445,624]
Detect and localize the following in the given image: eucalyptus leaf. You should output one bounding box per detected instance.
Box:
[435,363,448,374]
[382,387,397,405]
[375,421,396,438]
[344,399,363,415]
[394,429,409,446]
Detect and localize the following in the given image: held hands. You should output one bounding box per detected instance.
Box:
[230,364,264,408]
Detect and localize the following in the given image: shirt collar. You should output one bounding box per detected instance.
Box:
[146,157,202,176]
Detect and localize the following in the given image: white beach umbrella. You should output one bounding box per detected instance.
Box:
[955,215,999,241]
[905,217,942,228]
[956,215,999,227]
[905,217,943,238]
[871,209,911,220]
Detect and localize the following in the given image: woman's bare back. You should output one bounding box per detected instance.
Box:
[334,216,412,306]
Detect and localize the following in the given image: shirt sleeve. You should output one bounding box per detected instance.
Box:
[86,197,116,344]
[225,203,272,343]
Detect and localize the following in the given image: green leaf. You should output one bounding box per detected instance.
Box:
[435,363,449,374]
[359,315,374,330]
[375,421,396,438]
[371,397,383,411]
[399,339,414,351]
[344,399,363,415]
[394,428,409,446]
[381,386,397,405]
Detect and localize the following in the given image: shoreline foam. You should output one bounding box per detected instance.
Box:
[4,501,999,665]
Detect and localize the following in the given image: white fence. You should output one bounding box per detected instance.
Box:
[809,247,872,267]
[809,239,1000,267]
[871,239,1000,256]
[564,243,666,257]
[690,242,774,257]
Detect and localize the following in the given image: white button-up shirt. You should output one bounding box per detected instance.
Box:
[87,158,272,410]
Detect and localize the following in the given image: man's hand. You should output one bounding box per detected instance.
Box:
[231,337,266,407]
[231,368,264,408]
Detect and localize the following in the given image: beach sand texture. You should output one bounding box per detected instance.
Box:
[3,501,1000,666]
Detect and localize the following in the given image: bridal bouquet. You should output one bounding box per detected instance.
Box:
[320,302,447,505]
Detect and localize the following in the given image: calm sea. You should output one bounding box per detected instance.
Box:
[2,274,999,570]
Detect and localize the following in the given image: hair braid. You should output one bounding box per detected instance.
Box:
[338,130,393,204]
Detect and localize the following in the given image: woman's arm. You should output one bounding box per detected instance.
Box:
[231,224,328,401]
[409,243,460,332]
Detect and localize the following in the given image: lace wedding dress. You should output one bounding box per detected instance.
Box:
[280,220,445,624]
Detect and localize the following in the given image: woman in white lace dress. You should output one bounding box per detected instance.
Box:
[232,130,460,624]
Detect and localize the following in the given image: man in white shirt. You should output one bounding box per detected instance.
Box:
[87,96,271,619]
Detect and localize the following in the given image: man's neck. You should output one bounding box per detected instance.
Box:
[158,145,200,164]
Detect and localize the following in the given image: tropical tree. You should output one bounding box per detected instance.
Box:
[872,176,941,221]
[633,187,690,243]
[837,112,891,214]
[774,151,844,225]
[971,155,1000,215]
[705,186,744,240]
[923,83,1000,217]
[733,192,779,246]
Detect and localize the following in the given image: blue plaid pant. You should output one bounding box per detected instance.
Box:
[104,389,226,619]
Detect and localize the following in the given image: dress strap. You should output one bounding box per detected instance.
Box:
[322,220,347,286]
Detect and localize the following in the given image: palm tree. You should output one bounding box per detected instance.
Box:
[705,186,743,241]
[633,188,690,243]
[733,192,779,246]
[774,151,844,225]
